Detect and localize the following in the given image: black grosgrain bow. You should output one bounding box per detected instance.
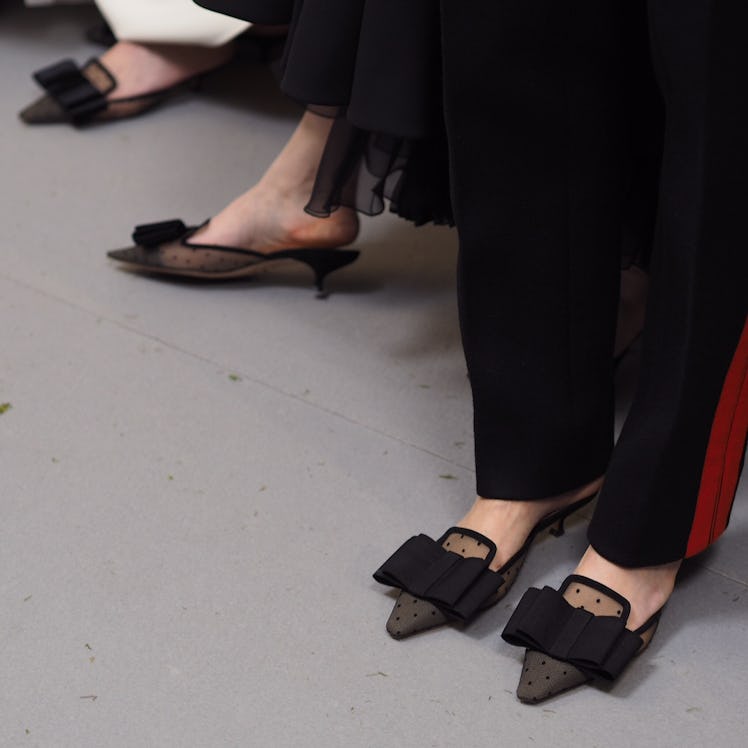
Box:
[501,585,644,680]
[373,528,504,622]
[33,60,108,123]
[132,220,189,247]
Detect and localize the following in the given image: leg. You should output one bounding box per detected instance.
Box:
[443,0,636,501]
[373,0,645,639]
[589,0,748,569]
[501,0,747,700]
[576,0,748,630]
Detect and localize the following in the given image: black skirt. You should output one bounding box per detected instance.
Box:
[194,0,453,225]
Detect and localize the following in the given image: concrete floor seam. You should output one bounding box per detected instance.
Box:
[0,268,477,475]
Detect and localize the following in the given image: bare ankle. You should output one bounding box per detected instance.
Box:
[285,208,359,248]
[457,477,602,570]
[575,546,680,630]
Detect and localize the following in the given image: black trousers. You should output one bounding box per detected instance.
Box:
[442,0,748,566]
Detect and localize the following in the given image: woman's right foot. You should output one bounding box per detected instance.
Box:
[506,547,680,703]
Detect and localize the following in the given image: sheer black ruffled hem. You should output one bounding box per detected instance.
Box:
[304,114,453,227]
[198,0,453,227]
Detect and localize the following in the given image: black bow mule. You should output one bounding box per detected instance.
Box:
[501,574,662,703]
[107,219,360,296]
[373,494,596,639]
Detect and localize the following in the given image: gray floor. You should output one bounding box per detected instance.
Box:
[2,3,747,747]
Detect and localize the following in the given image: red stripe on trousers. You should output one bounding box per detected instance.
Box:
[686,317,748,558]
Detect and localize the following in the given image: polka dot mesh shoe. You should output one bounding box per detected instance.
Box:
[373,494,595,639]
[502,574,662,703]
[384,529,517,639]
[19,58,215,126]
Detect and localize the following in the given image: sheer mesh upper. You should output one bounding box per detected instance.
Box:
[516,580,658,703]
[386,531,500,639]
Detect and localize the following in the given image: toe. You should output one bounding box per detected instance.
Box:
[386,592,448,639]
[516,650,590,704]
[19,94,67,124]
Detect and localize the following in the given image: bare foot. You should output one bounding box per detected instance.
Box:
[98,40,235,99]
[457,476,604,571]
[573,545,680,630]
[159,111,360,269]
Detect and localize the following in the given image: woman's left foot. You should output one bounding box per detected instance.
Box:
[503,546,680,703]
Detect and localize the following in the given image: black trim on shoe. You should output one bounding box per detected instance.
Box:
[559,574,631,620]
